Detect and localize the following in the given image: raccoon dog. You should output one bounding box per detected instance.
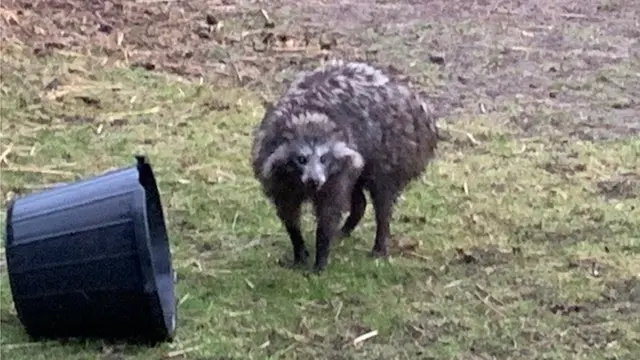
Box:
[251,60,439,273]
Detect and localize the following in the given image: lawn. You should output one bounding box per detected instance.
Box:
[1,1,639,359]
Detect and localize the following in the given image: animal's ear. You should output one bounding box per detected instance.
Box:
[261,144,290,179]
[332,142,364,170]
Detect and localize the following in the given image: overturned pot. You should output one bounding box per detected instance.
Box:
[4,155,177,343]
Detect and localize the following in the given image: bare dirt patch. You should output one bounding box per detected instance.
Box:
[542,276,640,348]
[3,0,639,139]
[451,245,519,267]
[603,277,640,306]
[597,172,640,200]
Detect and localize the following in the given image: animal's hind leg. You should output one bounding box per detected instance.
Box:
[275,196,309,268]
[339,180,367,239]
[369,184,397,258]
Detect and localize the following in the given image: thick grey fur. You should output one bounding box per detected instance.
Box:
[251,59,439,273]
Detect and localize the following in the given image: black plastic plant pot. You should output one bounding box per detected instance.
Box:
[4,155,177,343]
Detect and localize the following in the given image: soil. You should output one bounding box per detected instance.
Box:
[2,0,639,140]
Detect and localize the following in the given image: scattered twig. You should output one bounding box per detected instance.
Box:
[0,6,21,26]
[260,9,274,27]
[53,49,87,58]
[226,310,251,317]
[556,12,599,20]
[2,166,75,176]
[404,251,431,261]
[475,284,505,306]
[334,300,343,321]
[229,61,242,86]
[444,279,463,289]
[164,346,200,359]
[273,343,296,357]
[591,262,601,277]
[99,107,160,123]
[9,183,67,191]
[272,46,313,53]
[2,341,59,350]
[0,142,13,164]
[244,278,255,289]
[116,32,124,47]
[472,290,507,318]
[136,0,178,3]
[178,293,190,307]
[280,328,309,343]
[234,238,261,252]
[438,124,480,145]
[43,84,123,101]
[496,9,606,21]
[241,29,266,39]
[353,330,378,346]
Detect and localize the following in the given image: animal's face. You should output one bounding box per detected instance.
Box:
[261,139,364,191]
[291,142,337,190]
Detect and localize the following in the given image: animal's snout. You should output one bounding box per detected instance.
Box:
[304,177,322,189]
[303,173,326,191]
[301,160,327,190]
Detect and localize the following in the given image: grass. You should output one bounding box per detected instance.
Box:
[1,41,640,360]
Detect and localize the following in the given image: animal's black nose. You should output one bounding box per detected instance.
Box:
[305,178,322,191]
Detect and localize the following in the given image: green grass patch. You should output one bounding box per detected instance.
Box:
[1,46,639,360]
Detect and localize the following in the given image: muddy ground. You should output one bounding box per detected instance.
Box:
[2,0,639,140]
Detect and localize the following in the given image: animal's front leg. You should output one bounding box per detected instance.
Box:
[275,196,308,268]
[313,208,342,273]
[312,178,354,273]
[286,224,309,266]
[310,169,361,273]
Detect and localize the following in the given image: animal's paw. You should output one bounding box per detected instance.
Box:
[277,257,308,270]
[338,229,352,240]
[333,231,348,246]
[304,263,326,277]
[370,247,388,258]
[277,250,310,270]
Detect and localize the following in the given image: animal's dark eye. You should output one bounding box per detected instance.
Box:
[297,155,307,164]
[320,154,329,164]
